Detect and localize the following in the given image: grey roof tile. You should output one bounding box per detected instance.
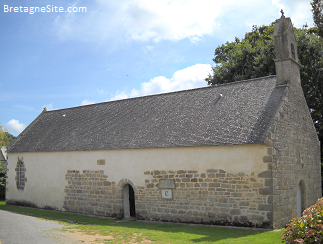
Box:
[8,75,285,153]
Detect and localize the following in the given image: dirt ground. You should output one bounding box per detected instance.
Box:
[51,229,154,244]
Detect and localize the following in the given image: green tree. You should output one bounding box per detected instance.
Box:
[312,0,323,38]
[206,23,323,174]
[0,124,4,147]
[0,124,5,200]
[0,123,15,200]
[0,163,6,200]
[205,24,276,84]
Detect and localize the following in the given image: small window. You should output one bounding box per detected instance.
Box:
[291,43,296,60]
[16,160,26,189]
[18,163,25,187]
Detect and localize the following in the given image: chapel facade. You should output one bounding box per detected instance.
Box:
[5,16,321,229]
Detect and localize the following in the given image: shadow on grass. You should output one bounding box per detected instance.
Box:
[0,202,282,243]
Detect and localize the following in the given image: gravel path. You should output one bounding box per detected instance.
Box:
[0,210,76,244]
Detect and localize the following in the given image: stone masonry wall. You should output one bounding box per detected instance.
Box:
[63,170,123,218]
[138,168,272,228]
[268,81,321,228]
[64,167,273,227]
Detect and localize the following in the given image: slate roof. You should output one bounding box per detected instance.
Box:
[8,75,286,153]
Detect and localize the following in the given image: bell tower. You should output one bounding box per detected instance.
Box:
[274,12,301,86]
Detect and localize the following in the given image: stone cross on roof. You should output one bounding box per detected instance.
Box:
[280,9,285,18]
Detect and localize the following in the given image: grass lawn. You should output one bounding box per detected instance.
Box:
[0,201,284,243]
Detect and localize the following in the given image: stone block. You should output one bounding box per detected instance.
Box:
[230,209,241,215]
[237,181,248,184]
[229,180,237,184]
[217,213,230,219]
[251,214,264,221]
[222,184,232,189]
[257,204,272,211]
[216,173,225,178]
[259,187,273,195]
[178,210,186,214]
[219,198,228,203]
[253,183,263,187]
[146,183,155,189]
[231,193,242,197]
[97,159,105,165]
[267,195,273,204]
[216,188,226,192]
[191,217,202,223]
[239,201,249,207]
[186,183,193,188]
[209,183,220,187]
[263,156,273,163]
[265,179,273,187]
[239,216,249,222]
[258,171,272,178]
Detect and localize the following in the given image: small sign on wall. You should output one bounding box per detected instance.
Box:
[97,159,105,165]
[161,189,172,199]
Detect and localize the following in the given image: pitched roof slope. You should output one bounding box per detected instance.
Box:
[8,75,285,153]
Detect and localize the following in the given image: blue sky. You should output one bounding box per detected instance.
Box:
[0,0,314,136]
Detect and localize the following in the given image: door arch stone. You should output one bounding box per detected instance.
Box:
[118,179,137,219]
[122,184,136,218]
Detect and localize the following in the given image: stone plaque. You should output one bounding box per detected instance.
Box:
[159,179,175,189]
[97,159,105,165]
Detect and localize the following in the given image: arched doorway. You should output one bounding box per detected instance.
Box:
[297,180,305,217]
[122,184,136,218]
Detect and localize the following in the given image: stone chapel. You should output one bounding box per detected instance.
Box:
[5,16,321,229]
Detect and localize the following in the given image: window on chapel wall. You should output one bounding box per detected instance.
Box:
[16,160,26,189]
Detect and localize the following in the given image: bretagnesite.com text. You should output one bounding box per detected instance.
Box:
[4,5,87,14]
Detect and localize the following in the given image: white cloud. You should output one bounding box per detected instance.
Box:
[53,0,224,43]
[52,0,314,43]
[81,100,95,106]
[272,0,313,27]
[110,63,212,100]
[122,0,223,42]
[5,119,26,135]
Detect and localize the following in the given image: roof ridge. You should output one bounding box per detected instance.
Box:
[46,75,277,113]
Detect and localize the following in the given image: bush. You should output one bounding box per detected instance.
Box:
[0,163,6,200]
[282,197,323,243]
